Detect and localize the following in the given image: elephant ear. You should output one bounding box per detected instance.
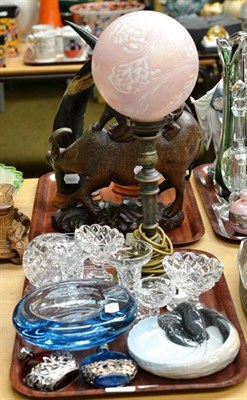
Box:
[52,21,98,135]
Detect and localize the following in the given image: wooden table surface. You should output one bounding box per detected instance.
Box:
[0,174,246,400]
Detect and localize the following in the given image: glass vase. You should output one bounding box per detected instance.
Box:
[214,32,247,196]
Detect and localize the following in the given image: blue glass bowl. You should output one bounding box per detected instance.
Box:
[13,280,137,350]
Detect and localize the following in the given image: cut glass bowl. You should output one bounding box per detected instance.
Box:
[22,233,86,288]
[12,279,137,350]
[75,224,125,264]
[162,251,224,303]
[75,224,125,280]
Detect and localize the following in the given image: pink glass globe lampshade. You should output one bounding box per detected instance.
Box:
[92,11,199,122]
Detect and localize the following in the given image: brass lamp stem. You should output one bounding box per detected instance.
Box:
[131,120,165,238]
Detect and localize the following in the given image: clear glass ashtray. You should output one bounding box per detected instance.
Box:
[0,163,24,193]
[13,280,137,350]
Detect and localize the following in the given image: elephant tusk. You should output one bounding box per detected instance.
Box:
[65,21,97,50]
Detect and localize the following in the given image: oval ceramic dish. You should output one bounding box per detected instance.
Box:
[127,314,240,379]
[13,280,137,350]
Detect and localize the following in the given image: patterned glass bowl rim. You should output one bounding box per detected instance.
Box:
[162,251,224,278]
[12,279,137,350]
[0,163,24,193]
[70,1,145,16]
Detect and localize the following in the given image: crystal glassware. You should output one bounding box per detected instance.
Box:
[162,251,224,306]
[214,32,247,194]
[109,240,153,292]
[13,279,137,350]
[216,79,247,221]
[221,80,247,188]
[133,275,176,319]
[22,232,85,288]
[74,224,125,281]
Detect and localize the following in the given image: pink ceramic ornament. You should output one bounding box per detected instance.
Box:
[229,189,247,235]
[92,10,199,122]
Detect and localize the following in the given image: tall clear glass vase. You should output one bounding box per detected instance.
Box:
[214,32,247,196]
[221,80,247,194]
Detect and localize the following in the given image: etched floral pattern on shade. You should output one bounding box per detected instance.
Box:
[92,11,199,121]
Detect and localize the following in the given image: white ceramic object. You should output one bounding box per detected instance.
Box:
[127,315,240,379]
[26,30,57,62]
[14,0,40,37]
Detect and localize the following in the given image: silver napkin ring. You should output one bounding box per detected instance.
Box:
[23,351,79,391]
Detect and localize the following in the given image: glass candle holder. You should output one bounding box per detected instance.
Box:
[109,240,153,292]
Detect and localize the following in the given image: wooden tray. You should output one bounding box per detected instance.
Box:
[24,49,87,65]
[193,164,245,241]
[9,256,247,398]
[28,172,205,245]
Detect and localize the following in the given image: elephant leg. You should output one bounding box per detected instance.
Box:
[161,171,188,217]
[158,179,173,194]
[61,178,101,215]
[164,189,184,217]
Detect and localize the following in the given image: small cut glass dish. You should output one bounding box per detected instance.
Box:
[162,251,224,306]
[12,279,137,350]
[109,240,153,292]
[133,275,176,319]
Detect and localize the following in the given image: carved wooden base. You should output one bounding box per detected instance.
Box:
[51,198,184,235]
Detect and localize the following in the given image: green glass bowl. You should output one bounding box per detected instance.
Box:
[0,163,24,193]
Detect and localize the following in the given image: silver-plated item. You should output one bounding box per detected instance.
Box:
[23,351,79,392]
